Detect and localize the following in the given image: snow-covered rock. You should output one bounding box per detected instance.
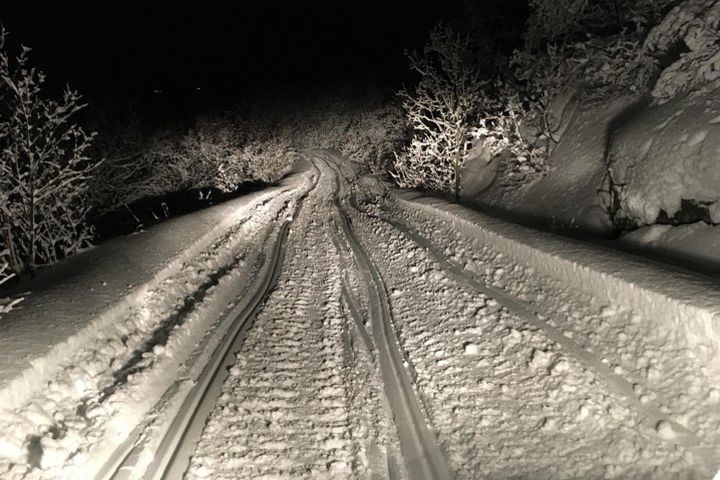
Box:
[609,86,720,226]
[621,221,720,272]
[645,0,720,102]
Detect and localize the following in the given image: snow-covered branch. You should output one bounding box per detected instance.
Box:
[0,251,24,318]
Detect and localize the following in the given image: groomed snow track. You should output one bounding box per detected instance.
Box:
[321,150,720,478]
[98,221,293,480]
[92,162,322,480]
[327,159,453,480]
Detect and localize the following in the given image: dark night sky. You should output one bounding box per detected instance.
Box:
[0,1,463,101]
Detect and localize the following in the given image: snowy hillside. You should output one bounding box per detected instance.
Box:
[463,0,720,272]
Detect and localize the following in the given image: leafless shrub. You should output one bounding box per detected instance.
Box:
[92,115,292,212]
[491,31,658,186]
[519,0,677,107]
[515,33,657,105]
[284,101,354,151]
[340,104,408,174]
[252,91,408,175]
[455,46,573,188]
[470,93,548,186]
[92,132,183,210]
[235,118,292,183]
[0,29,97,274]
[393,24,482,196]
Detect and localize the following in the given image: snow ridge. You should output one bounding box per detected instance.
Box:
[397,193,720,364]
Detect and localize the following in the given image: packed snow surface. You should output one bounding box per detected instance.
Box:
[0,152,719,479]
[0,161,315,478]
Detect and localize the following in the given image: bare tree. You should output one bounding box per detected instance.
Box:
[393,24,482,197]
[0,29,97,273]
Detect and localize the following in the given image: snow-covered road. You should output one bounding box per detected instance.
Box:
[1,152,719,479]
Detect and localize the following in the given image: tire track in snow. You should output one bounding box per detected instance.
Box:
[378,194,720,470]
[0,184,308,479]
[347,203,694,478]
[331,228,376,359]
[328,151,708,452]
[324,157,454,480]
[106,222,293,480]
[96,173,322,480]
[97,212,260,404]
[392,191,720,446]
[323,151,714,478]
[327,176,406,480]
[186,160,363,479]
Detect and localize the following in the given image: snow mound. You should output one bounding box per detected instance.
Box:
[610,85,720,225]
[621,221,720,271]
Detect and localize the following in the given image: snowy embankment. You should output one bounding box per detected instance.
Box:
[0,173,297,408]
[0,158,314,478]
[396,191,720,365]
[610,84,720,272]
[465,94,629,234]
[468,0,720,270]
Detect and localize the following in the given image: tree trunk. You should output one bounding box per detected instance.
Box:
[0,210,22,275]
[453,127,464,201]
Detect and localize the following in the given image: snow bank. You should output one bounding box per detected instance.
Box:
[395,191,720,363]
[467,0,720,240]
[621,222,720,272]
[600,0,720,227]
[0,160,309,412]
